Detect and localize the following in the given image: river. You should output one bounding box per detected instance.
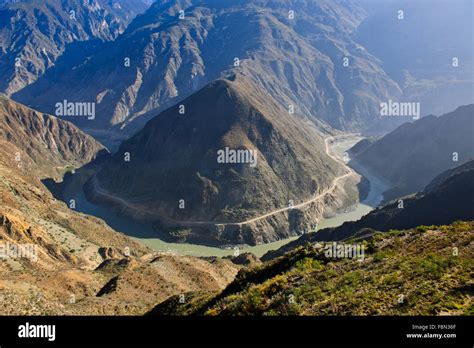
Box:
[63,135,388,258]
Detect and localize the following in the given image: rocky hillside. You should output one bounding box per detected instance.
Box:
[86,77,353,246]
[14,0,401,138]
[149,221,473,315]
[0,0,152,95]
[0,94,105,180]
[262,159,474,260]
[351,104,474,202]
[0,97,240,315]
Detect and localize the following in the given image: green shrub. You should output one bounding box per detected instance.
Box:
[414,254,454,279]
[373,251,390,262]
[416,225,430,232]
[294,258,322,271]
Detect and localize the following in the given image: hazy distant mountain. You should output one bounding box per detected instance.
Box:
[350,104,474,202]
[262,159,474,260]
[86,76,348,246]
[14,0,401,140]
[0,0,153,95]
[356,0,474,117]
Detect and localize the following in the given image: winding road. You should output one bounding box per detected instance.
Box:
[90,135,355,228]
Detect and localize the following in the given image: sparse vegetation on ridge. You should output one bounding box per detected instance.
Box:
[150,222,473,316]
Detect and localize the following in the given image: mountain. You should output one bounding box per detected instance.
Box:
[0,0,153,96]
[262,159,474,260]
[0,95,239,314]
[350,104,474,202]
[311,160,474,241]
[0,94,105,179]
[149,220,474,315]
[85,76,354,246]
[424,159,474,194]
[347,136,378,157]
[356,0,474,118]
[13,0,402,141]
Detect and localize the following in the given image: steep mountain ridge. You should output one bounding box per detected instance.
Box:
[14,0,401,139]
[0,94,105,179]
[0,0,152,95]
[86,76,357,246]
